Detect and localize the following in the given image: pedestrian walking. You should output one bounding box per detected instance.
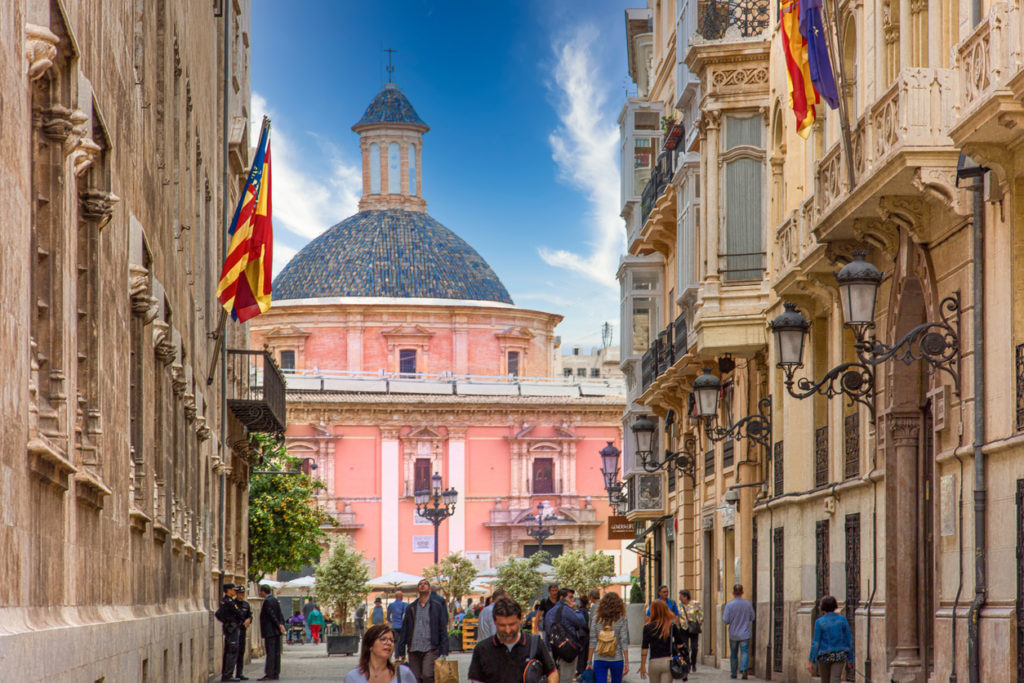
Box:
[302,597,315,643]
[537,584,559,627]
[234,585,253,680]
[678,590,702,671]
[257,585,286,681]
[645,585,680,619]
[388,590,409,632]
[543,587,586,683]
[722,584,756,680]
[372,597,386,625]
[215,583,244,682]
[468,596,557,683]
[355,603,367,642]
[639,600,687,683]
[475,588,507,642]
[808,595,854,682]
[586,592,629,683]
[308,604,325,644]
[399,578,449,683]
[345,623,417,683]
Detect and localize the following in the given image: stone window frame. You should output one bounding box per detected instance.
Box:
[382,325,433,376]
[400,427,446,498]
[265,325,310,373]
[496,327,533,377]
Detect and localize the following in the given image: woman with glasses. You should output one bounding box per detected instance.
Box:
[344,623,416,683]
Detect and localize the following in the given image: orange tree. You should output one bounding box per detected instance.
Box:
[248,434,336,584]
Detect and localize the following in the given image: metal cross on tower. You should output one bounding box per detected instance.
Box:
[385,47,397,83]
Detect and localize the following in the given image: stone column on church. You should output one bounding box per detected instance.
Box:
[888,413,923,681]
[380,428,400,573]
[448,429,466,554]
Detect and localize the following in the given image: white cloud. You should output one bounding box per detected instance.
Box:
[250,93,361,244]
[271,243,296,280]
[539,26,625,289]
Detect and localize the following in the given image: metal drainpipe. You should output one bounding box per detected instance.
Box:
[967,176,987,683]
[218,6,230,589]
[950,449,965,683]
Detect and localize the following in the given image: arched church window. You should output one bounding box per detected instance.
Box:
[409,144,417,195]
[370,142,381,194]
[388,142,401,194]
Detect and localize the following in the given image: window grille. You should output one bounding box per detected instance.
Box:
[773,527,784,673]
[844,413,859,480]
[814,426,828,488]
[773,440,783,496]
[844,514,861,681]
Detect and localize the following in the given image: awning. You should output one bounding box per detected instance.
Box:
[625,514,672,558]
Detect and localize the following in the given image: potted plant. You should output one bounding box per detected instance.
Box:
[447,626,463,653]
[315,543,370,656]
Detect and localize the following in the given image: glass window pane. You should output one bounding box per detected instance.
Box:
[370,143,381,194]
[279,350,295,370]
[633,272,658,291]
[388,142,401,194]
[725,116,762,149]
[632,298,653,353]
[507,351,519,377]
[399,349,417,375]
[635,112,659,130]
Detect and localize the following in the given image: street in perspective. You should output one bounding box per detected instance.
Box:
[2,0,1023,682]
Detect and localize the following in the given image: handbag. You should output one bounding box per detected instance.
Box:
[669,628,687,680]
[433,658,459,683]
[523,635,548,683]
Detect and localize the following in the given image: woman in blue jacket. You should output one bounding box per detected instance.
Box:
[807,595,854,682]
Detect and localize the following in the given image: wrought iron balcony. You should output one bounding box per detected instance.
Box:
[696,0,770,41]
[640,149,675,225]
[657,326,674,376]
[641,343,658,392]
[673,312,688,359]
[226,349,286,434]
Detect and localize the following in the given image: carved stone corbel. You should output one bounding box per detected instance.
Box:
[911,167,968,215]
[129,264,159,323]
[25,24,59,81]
[183,394,197,422]
[153,320,176,365]
[170,364,186,396]
[41,105,75,142]
[195,416,211,442]
[80,188,120,229]
[66,109,101,175]
[877,196,925,237]
[853,217,900,258]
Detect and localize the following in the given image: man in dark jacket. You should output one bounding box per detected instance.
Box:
[399,578,449,683]
[257,585,286,681]
[234,586,253,680]
[215,583,244,682]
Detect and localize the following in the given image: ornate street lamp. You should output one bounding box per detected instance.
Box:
[524,503,557,553]
[692,367,772,449]
[414,472,457,564]
[598,441,627,509]
[837,251,962,394]
[770,303,876,420]
[631,414,698,485]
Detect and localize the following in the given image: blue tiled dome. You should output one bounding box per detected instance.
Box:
[353,84,428,131]
[273,210,513,304]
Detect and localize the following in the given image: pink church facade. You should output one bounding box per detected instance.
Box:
[251,83,628,578]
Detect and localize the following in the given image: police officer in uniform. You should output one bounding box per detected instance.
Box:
[234,585,253,680]
[216,583,244,681]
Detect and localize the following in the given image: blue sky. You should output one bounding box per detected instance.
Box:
[251,0,634,350]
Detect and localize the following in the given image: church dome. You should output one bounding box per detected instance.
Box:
[352,84,429,132]
[272,209,513,304]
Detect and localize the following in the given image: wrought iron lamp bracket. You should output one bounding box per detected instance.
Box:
[782,361,876,423]
[851,292,962,396]
[638,437,699,485]
[703,397,772,450]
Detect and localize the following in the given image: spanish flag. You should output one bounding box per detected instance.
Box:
[217,119,273,322]
[780,0,819,138]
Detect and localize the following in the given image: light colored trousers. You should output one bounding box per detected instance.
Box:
[648,656,673,683]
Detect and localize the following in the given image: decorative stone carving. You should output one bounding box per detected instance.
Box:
[152,321,176,365]
[170,363,186,396]
[877,196,924,233]
[710,66,768,89]
[25,23,59,81]
[888,414,921,444]
[79,188,120,228]
[129,264,159,322]
[41,105,75,142]
[66,109,101,175]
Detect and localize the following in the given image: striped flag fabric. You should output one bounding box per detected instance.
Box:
[800,0,840,109]
[780,0,819,138]
[217,120,273,322]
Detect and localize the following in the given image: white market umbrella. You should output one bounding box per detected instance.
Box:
[277,575,317,597]
[366,570,425,591]
[607,574,634,586]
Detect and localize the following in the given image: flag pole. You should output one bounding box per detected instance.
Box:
[822,0,856,191]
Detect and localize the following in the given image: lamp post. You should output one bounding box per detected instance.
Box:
[414,472,457,564]
[599,441,627,511]
[631,415,699,485]
[692,367,772,449]
[524,502,557,554]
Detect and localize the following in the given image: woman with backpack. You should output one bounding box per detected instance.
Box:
[586,592,629,683]
[639,600,688,682]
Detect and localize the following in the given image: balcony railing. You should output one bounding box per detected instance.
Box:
[696,0,770,40]
[640,149,675,225]
[226,349,286,434]
[657,327,674,376]
[673,312,688,358]
[641,343,658,392]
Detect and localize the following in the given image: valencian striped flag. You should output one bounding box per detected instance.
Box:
[780,0,818,138]
[217,119,273,322]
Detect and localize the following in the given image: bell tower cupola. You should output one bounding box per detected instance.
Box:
[352,83,430,212]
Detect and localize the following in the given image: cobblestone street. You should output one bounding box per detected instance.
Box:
[233,643,766,683]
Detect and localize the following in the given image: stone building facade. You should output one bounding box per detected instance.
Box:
[617,1,1024,681]
[250,83,631,579]
[1,1,256,680]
